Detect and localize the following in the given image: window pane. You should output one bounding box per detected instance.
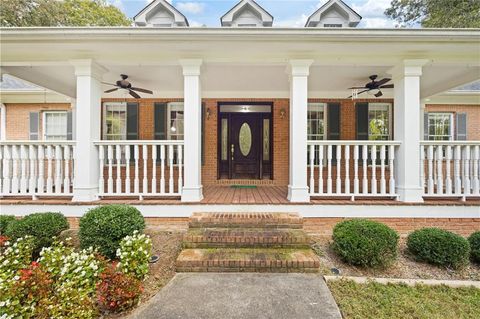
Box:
[307,103,325,141]
[44,112,67,140]
[104,102,127,140]
[368,103,390,140]
[427,113,452,141]
[221,118,228,161]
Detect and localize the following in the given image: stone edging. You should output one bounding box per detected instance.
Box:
[323,275,480,288]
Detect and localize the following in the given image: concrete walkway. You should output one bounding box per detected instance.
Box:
[128,273,342,319]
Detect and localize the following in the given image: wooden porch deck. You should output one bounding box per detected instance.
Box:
[1,185,479,206]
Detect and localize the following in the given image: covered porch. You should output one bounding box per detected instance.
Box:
[1,28,479,204]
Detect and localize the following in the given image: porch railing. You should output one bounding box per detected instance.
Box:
[0,141,75,198]
[307,140,401,200]
[420,141,480,199]
[94,140,184,199]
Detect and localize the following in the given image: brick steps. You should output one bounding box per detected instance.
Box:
[183,228,311,248]
[177,212,320,273]
[189,212,303,229]
[176,248,320,273]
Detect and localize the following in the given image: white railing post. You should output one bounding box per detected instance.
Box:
[151,145,157,194]
[445,145,452,195]
[362,145,368,195]
[336,145,342,194]
[2,145,11,194]
[353,145,359,195]
[37,145,45,195]
[318,145,324,194]
[327,144,333,194]
[160,144,165,194]
[46,145,53,194]
[472,145,479,195]
[344,145,350,195]
[116,144,122,194]
[371,145,377,195]
[20,145,28,194]
[98,145,104,195]
[125,145,131,194]
[389,144,396,196]
[177,144,183,194]
[107,145,113,194]
[134,145,140,194]
[380,145,386,195]
[63,145,71,194]
[309,144,315,195]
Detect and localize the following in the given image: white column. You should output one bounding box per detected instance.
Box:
[287,59,313,203]
[70,59,106,201]
[389,59,428,203]
[180,59,203,202]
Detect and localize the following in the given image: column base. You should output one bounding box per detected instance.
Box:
[287,185,310,203]
[181,186,204,202]
[396,187,424,203]
[72,187,99,202]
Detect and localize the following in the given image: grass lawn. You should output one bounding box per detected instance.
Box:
[328,279,480,319]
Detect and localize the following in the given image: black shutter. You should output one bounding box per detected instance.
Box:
[356,102,369,140]
[66,111,73,140]
[201,102,205,165]
[29,112,39,140]
[327,102,340,140]
[423,112,429,140]
[154,102,167,140]
[456,113,467,141]
[126,103,138,140]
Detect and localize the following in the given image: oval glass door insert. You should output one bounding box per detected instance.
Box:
[239,122,252,156]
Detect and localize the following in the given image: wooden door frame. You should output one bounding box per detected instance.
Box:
[216,102,274,180]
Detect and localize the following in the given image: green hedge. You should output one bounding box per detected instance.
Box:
[468,232,480,263]
[4,212,69,253]
[0,215,16,234]
[332,219,399,268]
[79,205,145,259]
[407,228,470,269]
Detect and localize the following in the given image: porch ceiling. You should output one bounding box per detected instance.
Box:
[1,28,479,100]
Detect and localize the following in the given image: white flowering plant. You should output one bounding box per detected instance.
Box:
[116,231,152,280]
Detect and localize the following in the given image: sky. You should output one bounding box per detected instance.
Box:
[108,0,397,28]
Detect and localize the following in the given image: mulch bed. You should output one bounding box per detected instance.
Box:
[311,236,480,281]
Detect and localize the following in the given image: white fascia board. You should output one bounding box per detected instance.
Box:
[0,91,71,103]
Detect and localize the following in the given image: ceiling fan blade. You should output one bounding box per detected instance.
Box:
[101,82,117,86]
[379,84,394,89]
[348,86,367,89]
[131,87,153,94]
[128,90,141,99]
[375,91,383,97]
[375,78,391,87]
[104,88,119,93]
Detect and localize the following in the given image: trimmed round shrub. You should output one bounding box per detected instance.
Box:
[332,219,399,268]
[4,212,69,253]
[468,231,480,263]
[407,228,470,269]
[79,205,145,259]
[0,215,16,234]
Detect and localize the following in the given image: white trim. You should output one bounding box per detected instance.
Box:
[1,203,478,219]
[0,103,6,141]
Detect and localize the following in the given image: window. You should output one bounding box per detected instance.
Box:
[324,24,342,27]
[103,102,127,140]
[427,113,453,141]
[308,103,327,141]
[43,111,68,140]
[167,102,184,140]
[368,103,391,140]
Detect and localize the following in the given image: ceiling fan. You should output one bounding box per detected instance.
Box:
[348,75,394,98]
[102,74,153,98]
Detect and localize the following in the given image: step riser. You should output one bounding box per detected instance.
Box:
[177,267,319,273]
[189,223,303,229]
[183,243,311,249]
[177,260,320,273]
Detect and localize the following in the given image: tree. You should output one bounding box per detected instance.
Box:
[0,0,131,27]
[385,0,480,28]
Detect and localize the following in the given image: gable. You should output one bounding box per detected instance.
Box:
[134,0,189,27]
[221,0,273,27]
[305,0,361,28]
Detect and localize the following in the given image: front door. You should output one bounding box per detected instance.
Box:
[230,114,259,179]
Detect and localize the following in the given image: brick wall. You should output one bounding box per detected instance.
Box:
[4,103,71,140]
[425,104,480,140]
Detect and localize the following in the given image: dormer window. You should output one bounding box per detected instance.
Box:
[134,0,189,27]
[305,0,361,28]
[221,0,273,27]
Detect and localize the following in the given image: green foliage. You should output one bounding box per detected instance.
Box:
[407,228,470,269]
[97,264,143,312]
[332,219,399,268]
[468,231,480,263]
[0,215,16,234]
[385,0,480,28]
[79,205,145,259]
[117,231,152,281]
[0,0,131,27]
[5,212,69,253]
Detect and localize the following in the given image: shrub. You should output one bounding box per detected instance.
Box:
[407,228,470,269]
[468,231,480,263]
[5,212,69,253]
[0,215,16,234]
[332,219,399,268]
[97,263,143,312]
[117,231,152,280]
[79,205,145,259]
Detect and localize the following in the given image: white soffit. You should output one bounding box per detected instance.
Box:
[305,0,362,28]
[221,0,273,27]
[134,0,189,27]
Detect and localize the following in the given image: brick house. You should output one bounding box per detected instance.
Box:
[1,0,479,235]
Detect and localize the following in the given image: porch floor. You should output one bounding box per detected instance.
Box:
[1,185,479,206]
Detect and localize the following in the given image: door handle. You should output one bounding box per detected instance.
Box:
[231,144,234,160]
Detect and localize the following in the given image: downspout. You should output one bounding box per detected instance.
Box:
[0,103,6,141]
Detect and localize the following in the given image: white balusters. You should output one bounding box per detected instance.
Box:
[318,145,324,195]
[335,145,342,194]
[309,144,314,195]
[353,145,359,195]
[98,145,105,194]
[370,145,377,195]
[29,145,37,195]
[327,144,332,194]
[380,145,386,195]
[93,141,184,198]
[344,145,350,195]
[362,145,368,195]
[20,145,28,194]
[54,145,62,194]
[420,141,480,198]
[389,145,395,196]
[37,145,45,194]
[63,145,71,194]
[11,145,19,193]
[3,146,11,194]
[46,145,53,194]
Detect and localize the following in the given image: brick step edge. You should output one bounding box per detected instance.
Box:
[183,243,312,249]
[183,232,311,246]
[188,223,303,229]
[176,259,320,271]
[176,267,320,273]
